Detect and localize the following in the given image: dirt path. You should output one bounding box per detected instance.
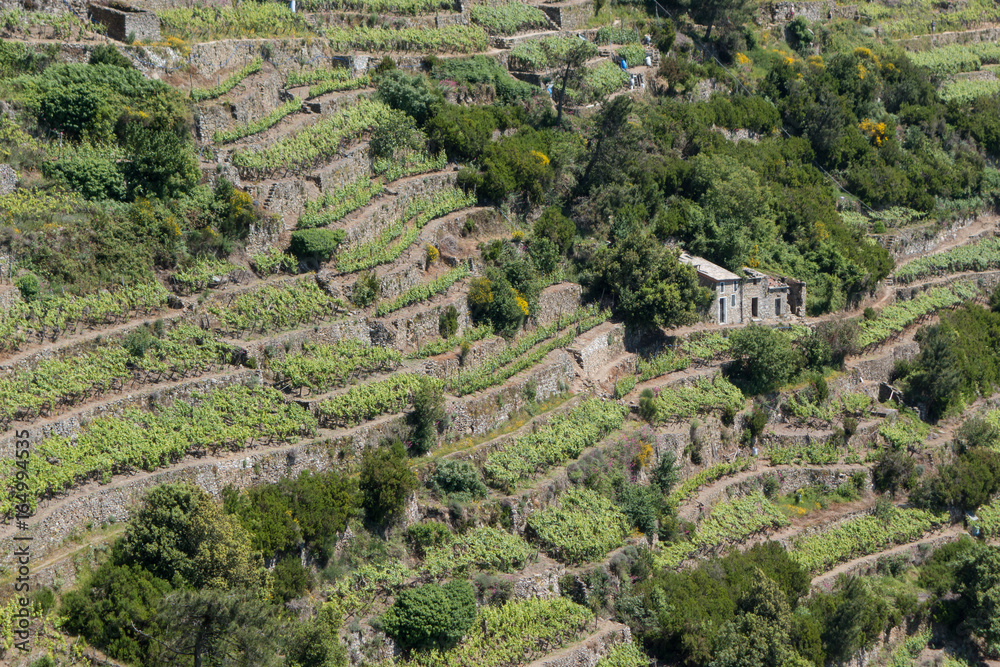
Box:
[810,524,966,589]
[523,619,627,667]
[892,213,998,269]
[676,462,871,522]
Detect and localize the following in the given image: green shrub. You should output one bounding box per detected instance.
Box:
[375,69,442,125]
[289,228,344,262]
[89,44,133,69]
[273,554,312,603]
[406,521,453,558]
[533,206,574,252]
[426,104,497,161]
[15,274,39,303]
[429,459,487,499]
[786,16,813,52]
[351,271,379,307]
[381,580,477,651]
[44,153,125,201]
[439,305,459,339]
[726,325,799,395]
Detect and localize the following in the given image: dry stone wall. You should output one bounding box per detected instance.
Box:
[536,282,582,324]
[188,39,331,78]
[447,351,574,435]
[378,295,473,350]
[566,322,626,379]
[678,466,871,522]
[525,624,632,667]
[537,0,593,30]
[306,88,368,115]
[87,4,160,42]
[0,371,257,461]
[0,164,16,195]
[876,214,985,259]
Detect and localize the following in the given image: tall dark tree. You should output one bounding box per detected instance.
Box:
[582,96,635,189]
[543,40,597,125]
[682,0,755,40]
[359,439,418,525]
[145,589,283,667]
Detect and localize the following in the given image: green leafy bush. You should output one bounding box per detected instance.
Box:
[88,44,132,69]
[429,459,487,499]
[289,228,344,262]
[409,376,446,455]
[381,580,477,651]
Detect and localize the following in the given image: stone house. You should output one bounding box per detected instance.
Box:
[679,253,805,325]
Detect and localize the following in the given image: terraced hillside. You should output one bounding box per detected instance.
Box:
[2,0,1000,666]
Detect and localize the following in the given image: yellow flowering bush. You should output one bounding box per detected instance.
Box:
[859,118,889,146]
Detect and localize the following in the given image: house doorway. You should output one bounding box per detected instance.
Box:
[775,299,781,316]
[719,297,726,324]
[751,297,758,318]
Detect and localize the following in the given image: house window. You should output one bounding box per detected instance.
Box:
[751,297,758,317]
[733,282,737,293]
[730,294,736,307]
[775,298,782,316]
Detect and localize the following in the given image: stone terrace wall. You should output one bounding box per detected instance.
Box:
[896,26,1000,51]
[566,322,626,379]
[525,624,632,667]
[851,341,919,385]
[377,295,473,350]
[875,214,989,259]
[87,4,160,42]
[188,39,331,77]
[0,371,256,461]
[538,0,593,31]
[447,351,574,437]
[536,282,582,325]
[812,533,961,593]
[678,466,871,522]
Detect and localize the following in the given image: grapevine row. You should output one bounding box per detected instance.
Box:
[484,398,627,491]
[298,177,384,230]
[269,340,401,393]
[191,56,262,101]
[1,384,316,517]
[375,266,470,316]
[207,278,346,337]
[213,98,301,144]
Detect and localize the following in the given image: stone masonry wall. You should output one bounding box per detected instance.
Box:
[446,351,574,436]
[526,624,632,667]
[566,322,626,379]
[0,371,256,461]
[536,282,582,325]
[678,466,871,523]
[187,39,330,78]
[538,0,593,30]
[87,4,160,42]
